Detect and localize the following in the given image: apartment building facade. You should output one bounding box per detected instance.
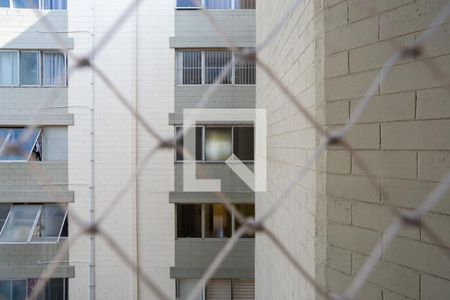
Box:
[256,0,450,299]
[0,1,73,299]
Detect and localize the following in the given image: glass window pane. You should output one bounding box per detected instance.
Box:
[43,0,67,9]
[177,51,202,85]
[12,280,26,300]
[0,52,18,86]
[0,0,9,7]
[0,128,41,161]
[205,127,232,161]
[12,0,39,8]
[0,204,11,232]
[0,281,11,300]
[235,204,255,238]
[31,204,67,243]
[204,51,232,84]
[205,0,232,9]
[0,128,11,150]
[233,127,254,161]
[176,0,201,8]
[43,52,66,86]
[205,204,231,238]
[177,205,202,238]
[0,205,40,243]
[176,127,203,161]
[47,279,64,300]
[20,52,40,85]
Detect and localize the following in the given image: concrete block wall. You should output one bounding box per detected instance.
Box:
[324,0,450,299]
[256,0,450,299]
[256,0,327,299]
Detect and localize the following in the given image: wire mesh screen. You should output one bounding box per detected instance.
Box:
[3,0,450,299]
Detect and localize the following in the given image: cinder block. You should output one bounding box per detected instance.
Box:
[328,223,381,255]
[325,1,348,32]
[328,245,352,274]
[350,92,415,123]
[385,236,450,279]
[326,70,379,101]
[330,123,380,150]
[327,150,351,174]
[348,0,414,23]
[327,174,380,202]
[326,52,349,78]
[327,267,383,300]
[353,253,420,299]
[417,87,450,120]
[352,202,419,239]
[422,212,450,246]
[382,120,450,150]
[327,196,352,224]
[381,178,450,214]
[352,150,417,179]
[326,17,379,54]
[418,151,450,182]
[381,55,450,94]
[349,34,415,73]
[380,0,449,40]
[421,274,450,300]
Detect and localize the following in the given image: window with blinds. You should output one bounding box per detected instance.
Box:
[204,279,255,300]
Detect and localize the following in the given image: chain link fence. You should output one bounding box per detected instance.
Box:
[4,0,450,299]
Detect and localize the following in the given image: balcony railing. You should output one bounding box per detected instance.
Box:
[176,0,255,10]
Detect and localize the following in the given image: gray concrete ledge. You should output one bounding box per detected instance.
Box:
[169,191,254,203]
[0,114,74,126]
[0,266,74,279]
[170,267,254,279]
[0,191,74,203]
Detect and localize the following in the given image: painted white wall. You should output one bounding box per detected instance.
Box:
[68,1,174,299]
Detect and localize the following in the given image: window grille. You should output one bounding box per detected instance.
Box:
[176,50,255,85]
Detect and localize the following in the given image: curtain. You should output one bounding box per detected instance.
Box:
[43,0,66,10]
[43,52,66,86]
[0,52,18,86]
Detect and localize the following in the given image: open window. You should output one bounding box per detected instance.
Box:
[0,204,67,244]
[0,128,42,161]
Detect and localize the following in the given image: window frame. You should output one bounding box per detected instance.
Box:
[0,50,68,88]
[0,127,42,162]
[0,278,69,300]
[175,203,254,239]
[0,204,68,245]
[175,49,255,86]
[174,125,254,163]
[0,50,19,87]
[1,0,67,10]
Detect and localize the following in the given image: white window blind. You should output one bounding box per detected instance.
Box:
[43,52,66,86]
[206,280,232,300]
[232,280,255,299]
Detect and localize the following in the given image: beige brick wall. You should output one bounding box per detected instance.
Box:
[257,0,450,299]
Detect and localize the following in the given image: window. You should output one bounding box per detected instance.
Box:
[0,204,11,232]
[205,204,232,238]
[176,127,203,161]
[0,204,68,244]
[43,52,67,86]
[0,128,42,161]
[205,279,255,299]
[0,51,67,87]
[1,0,66,9]
[176,203,254,239]
[204,51,232,84]
[177,204,202,238]
[0,278,68,300]
[176,50,255,85]
[175,126,254,162]
[0,51,19,86]
[176,0,255,9]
